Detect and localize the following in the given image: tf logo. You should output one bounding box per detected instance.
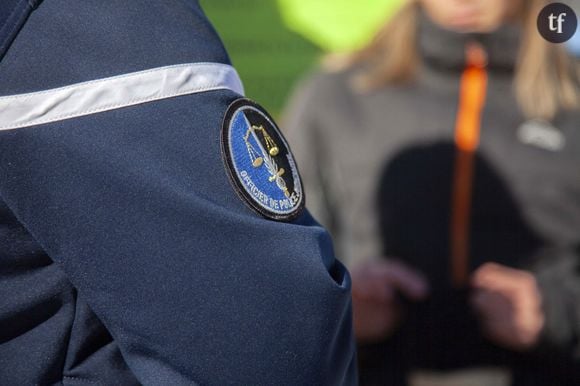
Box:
[537,2,578,43]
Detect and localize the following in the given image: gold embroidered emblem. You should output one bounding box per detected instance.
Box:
[244,125,289,197]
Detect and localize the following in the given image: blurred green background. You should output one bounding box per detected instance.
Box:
[200,0,402,116]
[200,0,321,117]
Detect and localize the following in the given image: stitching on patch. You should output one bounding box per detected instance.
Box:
[220,98,305,222]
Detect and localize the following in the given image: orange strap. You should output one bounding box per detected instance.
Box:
[450,45,487,288]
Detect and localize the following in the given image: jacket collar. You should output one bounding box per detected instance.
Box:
[418,9,521,73]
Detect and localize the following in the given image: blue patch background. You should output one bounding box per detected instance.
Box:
[228,105,302,216]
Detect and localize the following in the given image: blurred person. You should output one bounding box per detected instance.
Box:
[284,0,580,385]
[0,0,357,384]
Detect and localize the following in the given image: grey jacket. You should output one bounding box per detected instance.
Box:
[283,14,580,386]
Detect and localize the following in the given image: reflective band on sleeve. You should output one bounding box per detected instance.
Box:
[0,62,245,131]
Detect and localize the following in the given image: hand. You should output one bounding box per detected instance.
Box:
[471,262,545,351]
[351,259,429,343]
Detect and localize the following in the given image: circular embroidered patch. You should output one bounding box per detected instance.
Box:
[221,99,305,221]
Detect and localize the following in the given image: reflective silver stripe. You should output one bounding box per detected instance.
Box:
[0,62,244,131]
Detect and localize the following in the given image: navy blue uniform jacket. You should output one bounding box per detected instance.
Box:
[0,1,357,384]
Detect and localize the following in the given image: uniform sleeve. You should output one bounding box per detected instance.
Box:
[282,73,341,240]
[531,246,580,364]
[0,89,356,385]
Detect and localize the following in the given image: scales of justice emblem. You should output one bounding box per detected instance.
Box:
[243,123,291,198]
[222,99,304,221]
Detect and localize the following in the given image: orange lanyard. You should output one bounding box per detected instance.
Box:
[450,44,488,288]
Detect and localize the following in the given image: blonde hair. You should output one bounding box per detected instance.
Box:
[325,0,579,119]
